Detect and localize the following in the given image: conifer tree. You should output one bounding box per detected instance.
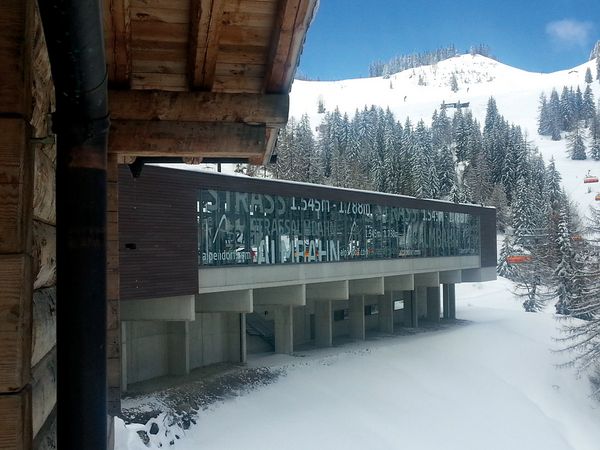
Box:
[548,89,562,140]
[449,73,459,92]
[585,67,593,84]
[538,93,551,135]
[554,206,577,315]
[497,236,517,279]
[436,145,457,198]
[582,85,596,125]
[568,126,587,160]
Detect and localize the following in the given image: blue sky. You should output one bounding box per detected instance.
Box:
[298,0,600,80]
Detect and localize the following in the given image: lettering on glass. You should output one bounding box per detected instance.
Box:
[198,189,480,266]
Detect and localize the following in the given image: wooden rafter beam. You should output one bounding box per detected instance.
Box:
[109,120,266,157]
[103,0,132,86]
[188,0,224,90]
[264,0,317,93]
[108,90,289,126]
[262,127,279,165]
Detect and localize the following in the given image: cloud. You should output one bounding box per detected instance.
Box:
[546,19,594,47]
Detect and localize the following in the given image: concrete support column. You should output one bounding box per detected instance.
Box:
[349,295,365,340]
[240,313,247,363]
[314,300,332,347]
[442,284,450,319]
[274,305,294,354]
[426,287,441,322]
[403,291,418,328]
[378,293,394,334]
[448,283,456,319]
[121,322,128,392]
[416,286,427,319]
[168,321,190,376]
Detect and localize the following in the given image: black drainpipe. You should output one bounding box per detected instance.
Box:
[37,1,109,449]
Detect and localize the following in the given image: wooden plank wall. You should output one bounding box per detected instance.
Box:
[0,1,58,448]
[29,4,57,446]
[0,0,34,448]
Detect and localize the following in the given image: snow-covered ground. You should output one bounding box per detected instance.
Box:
[116,278,600,450]
[116,56,600,449]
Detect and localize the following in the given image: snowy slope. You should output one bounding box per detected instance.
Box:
[115,279,600,450]
[290,54,600,218]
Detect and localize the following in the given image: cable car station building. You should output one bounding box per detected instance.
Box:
[119,166,497,389]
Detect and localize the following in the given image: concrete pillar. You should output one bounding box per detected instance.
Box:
[426,287,441,322]
[121,322,128,392]
[349,295,365,340]
[442,284,450,319]
[448,283,456,319]
[416,286,427,319]
[314,300,332,347]
[168,321,190,376]
[274,305,294,354]
[403,291,418,328]
[378,293,394,334]
[236,313,248,363]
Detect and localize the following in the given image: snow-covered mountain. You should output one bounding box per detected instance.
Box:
[290,54,600,217]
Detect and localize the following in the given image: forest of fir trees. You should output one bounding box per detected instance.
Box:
[240,96,600,383]
[537,66,600,160]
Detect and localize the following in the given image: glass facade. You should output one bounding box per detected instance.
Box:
[198,189,480,267]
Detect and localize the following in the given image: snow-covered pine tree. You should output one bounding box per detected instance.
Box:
[484,97,499,135]
[453,108,470,162]
[538,92,551,135]
[568,126,587,160]
[586,67,594,84]
[556,214,600,373]
[497,235,517,279]
[545,157,563,207]
[449,72,459,92]
[549,88,562,140]
[554,206,577,315]
[590,109,600,160]
[486,184,509,231]
[582,85,596,126]
[436,144,457,199]
[560,86,575,132]
[412,120,437,198]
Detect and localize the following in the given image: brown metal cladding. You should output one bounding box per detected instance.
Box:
[119,166,198,300]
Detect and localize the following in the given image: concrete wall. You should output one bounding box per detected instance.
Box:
[189,313,239,368]
[293,307,310,346]
[125,312,242,386]
[125,321,170,385]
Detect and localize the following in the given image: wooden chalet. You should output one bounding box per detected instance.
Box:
[0,0,318,448]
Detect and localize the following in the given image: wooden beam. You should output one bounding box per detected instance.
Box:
[104,0,132,86]
[32,221,56,291]
[109,90,289,126]
[188,0,225,90]
[261,126,279,165]
[32,347,56,437]
[109,120,266,157]
[0,0,28,115]
[0,388,31,450]
[0,118,33,255]
[32,287,56,368]
[0,254,32,392]
[264,0,317,93]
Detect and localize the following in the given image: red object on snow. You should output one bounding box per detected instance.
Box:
[584,176,598,183]
[506,255,532,264]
